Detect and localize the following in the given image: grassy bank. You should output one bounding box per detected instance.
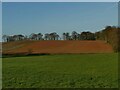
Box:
[2,53,118,88]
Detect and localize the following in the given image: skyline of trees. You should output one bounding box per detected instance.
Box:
[2,31,96,42]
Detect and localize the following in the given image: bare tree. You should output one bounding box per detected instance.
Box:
[29,33,37,40]
[38,33,43,40]
[44,33,49,40]
[63,33,66,40]
[2,35,8,42]
[71,31,78,40]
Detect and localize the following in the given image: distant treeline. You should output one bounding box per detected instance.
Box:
[2,26,120,52]
[2,31,96,41]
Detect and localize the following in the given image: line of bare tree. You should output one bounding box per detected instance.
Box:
[2,31,95,42]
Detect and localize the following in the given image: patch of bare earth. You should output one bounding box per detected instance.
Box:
[2,40,113,54]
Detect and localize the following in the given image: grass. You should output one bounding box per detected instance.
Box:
[2,53,118,88]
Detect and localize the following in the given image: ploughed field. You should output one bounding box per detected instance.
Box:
[3,53,118,88]
[2,40,113,54]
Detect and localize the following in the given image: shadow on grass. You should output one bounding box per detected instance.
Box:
[2,53,51,58]
[1,88,119,90]
[2,52,114,58]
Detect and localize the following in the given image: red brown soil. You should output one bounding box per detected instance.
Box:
[2,40,114,54]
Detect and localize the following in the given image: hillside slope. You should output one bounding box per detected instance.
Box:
[2,40,113,54]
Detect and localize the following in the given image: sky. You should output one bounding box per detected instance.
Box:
[0,2,2,42]
[2,0,120,2]
[2,2,118,37]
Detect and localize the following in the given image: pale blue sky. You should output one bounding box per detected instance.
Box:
[0,2,2,42]
[2,2,118,36]
[2,0,119,2]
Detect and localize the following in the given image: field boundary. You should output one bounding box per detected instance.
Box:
[2,52,114,58]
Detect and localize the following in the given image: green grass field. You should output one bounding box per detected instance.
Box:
[2,53,118,88]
